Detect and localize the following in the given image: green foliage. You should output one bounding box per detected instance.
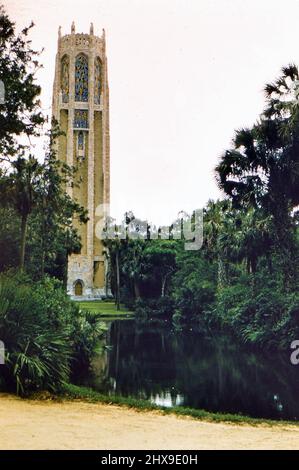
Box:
[69,309,107,377]
[0,274,71,394]
[0,5,44,157]
[0,274,106,395]
[78,301,133,317]
[213,278,251,327]
[0,135,88,280]
[26,137,88,280]
[213,275,299,348]
[172,252,217,329]
[216,65,299,288]
[105,222,179,304]
[103,194,298,349]
[0,207,19,270]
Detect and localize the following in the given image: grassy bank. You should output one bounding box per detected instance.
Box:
[78,301,134,318]
[61,384,298,427]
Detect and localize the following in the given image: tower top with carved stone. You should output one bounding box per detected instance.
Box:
[56,22,106,54]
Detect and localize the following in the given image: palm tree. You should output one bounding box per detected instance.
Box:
[218,208,273,275]
[203,200,230,288]
[204,200,273,286]
[0,156,42,270]
[215,65,299,288]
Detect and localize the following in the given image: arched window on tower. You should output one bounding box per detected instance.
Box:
[78,131,84,150]
[77,131,85,163]
[75,54,88,102]
[94,57,102,104]
[61,55,69,103]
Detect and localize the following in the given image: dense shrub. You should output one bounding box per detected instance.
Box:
[212,276,299,348]
[0,274,105,394]
[172,279,216,330]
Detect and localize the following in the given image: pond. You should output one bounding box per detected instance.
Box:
[77,319,299,421]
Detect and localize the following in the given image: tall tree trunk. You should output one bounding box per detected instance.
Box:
[40,204,46,278]
[273,200,296,291]
[115,249,120,311]
[266,253,273,274]
[20,213,28,270]
[217,255,226,289]
[161,270,174,297]
[105,252,111,297]
[134,278,140,299]
[161,276,167,297]
[41,249,45,279]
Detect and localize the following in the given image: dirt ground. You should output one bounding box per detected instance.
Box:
[0,394,299,450]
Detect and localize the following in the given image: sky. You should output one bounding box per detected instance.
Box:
[4,0,299,225]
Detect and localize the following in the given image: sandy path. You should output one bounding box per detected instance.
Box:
[0,394,299,450]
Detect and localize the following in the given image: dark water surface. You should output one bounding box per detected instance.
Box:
[79,319,299,420]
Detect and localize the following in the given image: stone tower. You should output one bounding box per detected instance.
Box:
[52,23,110,298]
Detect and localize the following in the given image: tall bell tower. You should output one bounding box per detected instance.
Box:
[52,22,110,298]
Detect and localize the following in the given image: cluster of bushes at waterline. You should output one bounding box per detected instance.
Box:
[130,246,299,348]
[0,273,106,395]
